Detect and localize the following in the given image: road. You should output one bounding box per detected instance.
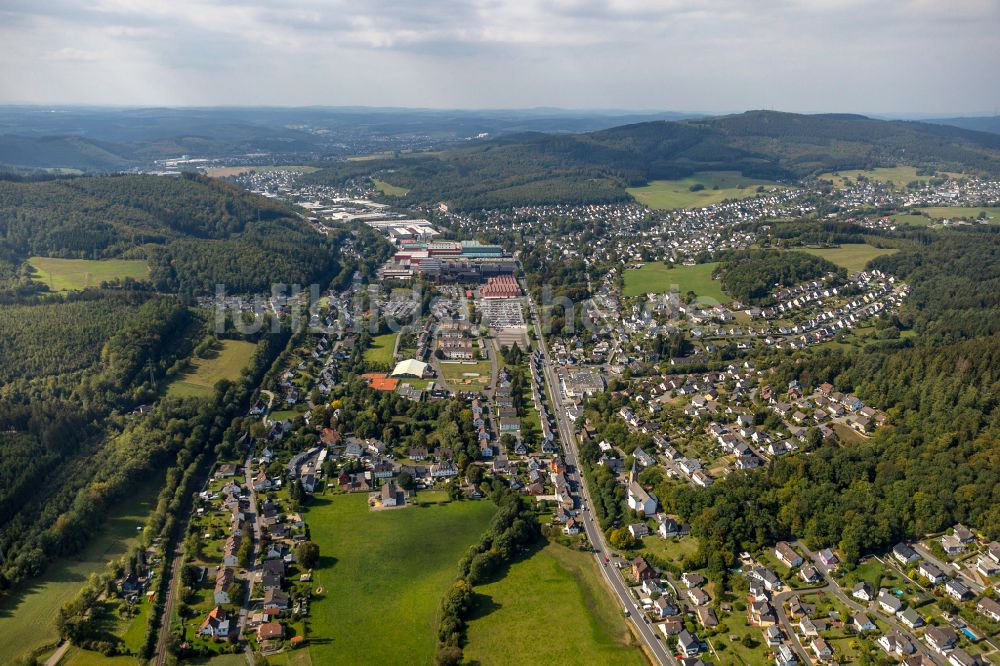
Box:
[912,542,985,594]
[523,284,675,666]
[238,451,262,661]
[791,540,944,666]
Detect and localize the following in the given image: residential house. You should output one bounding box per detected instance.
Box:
[977,597,1000,623]
[818,548,839,567]
[214,567,234,604]
[811,638,833,661]
[925,626,958,653]
[632,556,657,581]
[775,541,803,567]
[695,605,718,628]
[628,523,650,539]
[257,621,284,642]
[653,595,678,619]
[919,561,946,584]
[851,613,876,633]
[677,629,701,657]
[878,631,915,657]
[687,588,710,606]
[658,518,680,538]
[892,543,921,565]
[852,582,874,602]
[198,607,231,639]
[899,607,924,629]
[263,588,290,610]
[948,648,987,666]
[682,572,706,588]
[877,589,905,615]
[799,565,821,583]
[945,579,972,601]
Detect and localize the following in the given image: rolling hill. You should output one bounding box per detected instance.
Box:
[303,110,1000,209]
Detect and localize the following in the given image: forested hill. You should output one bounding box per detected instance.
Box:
[303,110,1000,209]
[0,173,337,294]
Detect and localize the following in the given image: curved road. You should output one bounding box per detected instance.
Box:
[523,284,676,666]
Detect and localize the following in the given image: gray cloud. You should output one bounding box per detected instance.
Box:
[0,0,997,114]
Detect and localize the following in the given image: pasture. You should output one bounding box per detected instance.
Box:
[373,178,410,196]
[917,206,1000,224]
[799,244,898,274]
[364,331,398,366]
[166,340,257,399]
[818,166,963,188]
[463,542,646,665]
[28,256,150,291]
[627,171,787,210]
[0,477,162,664]
[304,493,495,665]
[623,262,729,302]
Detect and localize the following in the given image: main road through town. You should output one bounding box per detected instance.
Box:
[522,282,676,666]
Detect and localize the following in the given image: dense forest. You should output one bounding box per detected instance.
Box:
[0,173,339,295]
[716,249,844,304]
[303,111,1000,209]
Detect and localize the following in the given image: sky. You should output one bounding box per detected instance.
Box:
[0,0,998,115]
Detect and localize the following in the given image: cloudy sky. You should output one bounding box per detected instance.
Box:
[0,0,997,115]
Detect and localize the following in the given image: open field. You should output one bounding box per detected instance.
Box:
[305,493,496,665]
[28,256,150,291]
[917,206,1000,223]
[166,340,257,399]
[372,178,410,196]
[818,166,963,188]
[799,244,898,273]
[891,212,934,227]
[627,171,788,210]
[0,477,163,664]
[439,360,492,383]
[623,261,729,302]
[463,541,646,665]
[202,165,319,177]
[364,331,398,366]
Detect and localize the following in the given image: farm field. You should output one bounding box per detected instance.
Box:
[166,340,257,399]
[27,256,150,291]
[818,166,962,188]
[890,212,933,227]
[364,331,398,366]
[0,477,163,664]
[623,261,729,302]
[304,493,496,665]
[463,541,646,665]
[373,178,410,196]
[917,206,1000,223]
[799,244,898,273]
[627,171,788,210]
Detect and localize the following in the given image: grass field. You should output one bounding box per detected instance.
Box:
[891,213,934,227]
[203,165,319,177]
[372,178,410,196]
[627,171,787,210]
[623,262,729,302]
[28,256,150,291]
[439,360,493,384]
[917,206,1000,223]
[0,477,163,664]
[166,340,257,399]
[798,244,898,273]
[818,166,963,188]
[364,331,398,366]
[463,542,645,665]
[304,493,496,665]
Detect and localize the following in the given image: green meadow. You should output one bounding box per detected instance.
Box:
[918,206,1000,223]
[627,171,787,210]
[463,542,646,665]
[799,244,898,273]
[28,256,150,291]
[0,477,163,664]
[363,331,399,366]
[623,261,729,302]
[373,178,410,196]
[166,340,257,399]
[304,493,496,665]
